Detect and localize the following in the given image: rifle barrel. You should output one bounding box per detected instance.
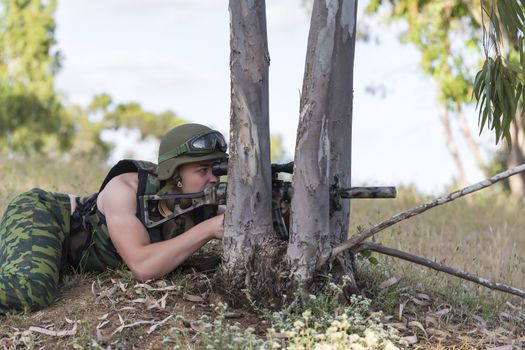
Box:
[339,187,396,199]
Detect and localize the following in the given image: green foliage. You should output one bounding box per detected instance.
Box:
[165,304,266,349]
[59,93,188,162]
[473,56,523,145]
[0,0,73,153]
[366,0,481,107]
[472,0,525,145]
[164,283,401,349]
[98,94,186,140]
[270,134,288,162]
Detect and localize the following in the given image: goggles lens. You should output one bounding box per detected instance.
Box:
[188,132,227,154]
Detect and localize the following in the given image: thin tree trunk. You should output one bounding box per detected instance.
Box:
[224,0,273,266]
[440,107,467,187]
[457,103,485,171]
[288,0,358,282]
[327,0,358,284]
[507,119,525,198]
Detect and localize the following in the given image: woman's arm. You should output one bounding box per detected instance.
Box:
[99,173,223,281]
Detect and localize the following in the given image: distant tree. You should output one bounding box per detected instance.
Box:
[100,101,186,140]
[366,0,525,197]
[0,0,73,153]
[365,0,486,188]
[270,134,288,162]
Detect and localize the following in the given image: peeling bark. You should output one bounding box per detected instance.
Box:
[288,0,358,282]
[507,120,525,198]
[224,0,273,266]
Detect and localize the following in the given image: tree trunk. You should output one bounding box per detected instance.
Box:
[457,103,485,171]
[507,118,525,198]
[440,107,467,187]
[224,0,273,266]
[288,0,358,283]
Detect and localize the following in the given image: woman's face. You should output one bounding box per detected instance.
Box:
[178,161,219,193]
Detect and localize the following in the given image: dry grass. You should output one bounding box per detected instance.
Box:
[350,185,524,305]
[0,154,107,211]
[0,155,523,348]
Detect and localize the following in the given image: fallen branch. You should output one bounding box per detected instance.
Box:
[331,163,525,259]
[352,242,525,298]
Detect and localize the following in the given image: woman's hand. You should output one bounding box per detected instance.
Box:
[204,213,224,239]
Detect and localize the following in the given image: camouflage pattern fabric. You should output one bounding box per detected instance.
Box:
[0,188,70,314]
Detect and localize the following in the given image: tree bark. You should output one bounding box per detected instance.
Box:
[288,0,358,282]
[507,119,525,198]
[440,107,467,188]
[224,0,273,266]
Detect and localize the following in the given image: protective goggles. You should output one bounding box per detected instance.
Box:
[159,131,227,163]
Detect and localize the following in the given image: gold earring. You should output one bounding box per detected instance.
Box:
[177,181,183,188]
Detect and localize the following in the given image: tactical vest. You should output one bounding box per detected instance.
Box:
[69,159,216,272]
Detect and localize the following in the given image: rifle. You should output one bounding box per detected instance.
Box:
[139,161,396,240]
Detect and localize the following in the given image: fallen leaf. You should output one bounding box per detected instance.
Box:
[408,321,427,337]
[64,317,78,324]
[398,300,407,321]
[111,320,154,336]
[401,335,418,345]
[184,293,206,303]
[425,315,439,326]
[159,292,168,309]
[29,324,77,337]
[416,293,431,301]
[411,297,431,306]
[132,298,148,304]
[118,306,135,311]
[224,312,242,319]
[118,281,127,292]
[98,313,109,320]
[379,276,398,290]
[427,328,449,338]
[155,280,168,288]
[472,314,487,326]
[190,321,204,333]
[96,320,110,330]
[487,345,512,350]
[434,308,451,316]
[147,315,173,334]
[498,312,511,319]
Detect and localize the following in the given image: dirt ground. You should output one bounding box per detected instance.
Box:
[0,267,523,350]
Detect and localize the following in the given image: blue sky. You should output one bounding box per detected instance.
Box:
[54,0,498,194]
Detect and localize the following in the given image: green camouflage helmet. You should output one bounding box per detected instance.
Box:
[157,123,228,180]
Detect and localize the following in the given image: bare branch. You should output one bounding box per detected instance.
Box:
[329,163,525,260]
[352,242,525,298]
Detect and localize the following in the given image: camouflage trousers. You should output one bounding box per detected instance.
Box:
[0,188,71,314]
